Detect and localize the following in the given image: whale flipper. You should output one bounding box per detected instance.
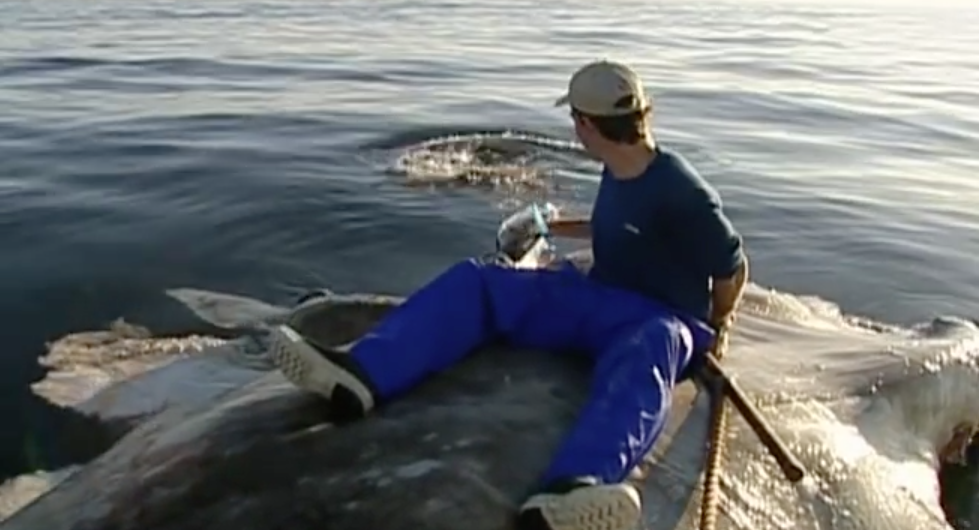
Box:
[165,288,290,330]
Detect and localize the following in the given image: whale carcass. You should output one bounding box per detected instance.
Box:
[3,288,716,530]
[6,260,979,530]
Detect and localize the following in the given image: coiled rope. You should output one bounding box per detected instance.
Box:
[698,328,730,530]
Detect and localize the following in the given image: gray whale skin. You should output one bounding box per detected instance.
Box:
[3,291,714,530]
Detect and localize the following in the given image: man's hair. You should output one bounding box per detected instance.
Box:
[573,94,651,145]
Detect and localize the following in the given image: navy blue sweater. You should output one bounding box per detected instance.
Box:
[588,147,745,321]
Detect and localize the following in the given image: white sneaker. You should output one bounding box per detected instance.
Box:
[269,324,376,418]
[519,483,642,530]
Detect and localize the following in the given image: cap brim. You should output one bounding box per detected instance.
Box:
[553,93,571,107]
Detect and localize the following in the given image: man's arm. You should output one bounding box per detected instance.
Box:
[710,256,749,329]
[680,189,749,328]
[548,217,591,240]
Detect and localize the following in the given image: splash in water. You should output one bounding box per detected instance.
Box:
[382,130,586,189]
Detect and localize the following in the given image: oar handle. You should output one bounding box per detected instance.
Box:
[703,353,806,483]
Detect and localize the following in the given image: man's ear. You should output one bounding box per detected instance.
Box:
[573,112,593,130]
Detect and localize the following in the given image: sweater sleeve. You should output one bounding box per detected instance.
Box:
[677,186,746,279]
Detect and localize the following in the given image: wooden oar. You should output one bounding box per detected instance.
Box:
[704,352,806,482]
[697,329,806,530]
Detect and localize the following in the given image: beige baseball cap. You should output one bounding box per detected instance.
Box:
[554,60,651,117]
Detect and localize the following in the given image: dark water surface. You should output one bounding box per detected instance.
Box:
[0,0,977,483]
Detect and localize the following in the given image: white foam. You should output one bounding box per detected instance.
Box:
[389,131,579,188]
[691,287,979,530]
[31,321,273,424]
[0,466,79,523]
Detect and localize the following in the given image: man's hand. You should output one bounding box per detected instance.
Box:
[708,257,746,357]
[709,312,735,333]
[709,320,731,356]
[709,257,748,333]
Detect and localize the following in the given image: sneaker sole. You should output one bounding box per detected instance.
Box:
[269,325,375,411]
[527,485,642,530]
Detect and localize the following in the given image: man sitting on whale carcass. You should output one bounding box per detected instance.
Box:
[270,59,750,530]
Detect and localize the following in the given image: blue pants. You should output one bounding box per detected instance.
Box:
[348,258,715,487]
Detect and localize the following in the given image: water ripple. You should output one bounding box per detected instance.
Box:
[0,0,977,478]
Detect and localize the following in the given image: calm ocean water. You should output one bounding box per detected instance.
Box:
[0,0,976,483]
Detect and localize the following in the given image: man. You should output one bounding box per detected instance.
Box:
[269,59,749,530]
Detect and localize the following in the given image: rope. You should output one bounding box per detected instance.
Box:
[698,329,730,530]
